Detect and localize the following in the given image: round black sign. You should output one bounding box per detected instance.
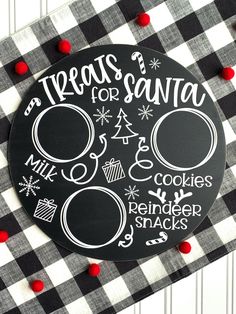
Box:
[8,45,225,260]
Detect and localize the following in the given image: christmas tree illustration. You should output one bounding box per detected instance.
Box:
[112,108,138,144]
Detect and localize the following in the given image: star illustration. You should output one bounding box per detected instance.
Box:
[93,106,113,126]
[18,175,40,197]
[124,185,140,200]
[149,58,161,70]
[138,105,153,120]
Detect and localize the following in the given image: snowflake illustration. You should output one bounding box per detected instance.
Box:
[93,106,113,126]
[124,185,140,200]
[18,175,40,197]
[149,58,161,70]
[138,105,153,120]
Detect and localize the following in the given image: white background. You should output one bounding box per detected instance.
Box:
[0,1,235,313]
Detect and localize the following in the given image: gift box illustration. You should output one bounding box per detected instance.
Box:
[102,158,125,183]
[33,198,57,222]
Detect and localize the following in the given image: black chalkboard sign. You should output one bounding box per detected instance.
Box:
[8,45,226,261]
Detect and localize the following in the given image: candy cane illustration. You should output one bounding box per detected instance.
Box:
[131,51,146,74]
[146,231,168,246]
[24,98,41,116]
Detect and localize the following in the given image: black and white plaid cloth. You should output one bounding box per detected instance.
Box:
[0,0,236,313]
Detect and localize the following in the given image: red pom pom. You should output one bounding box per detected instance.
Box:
[136,12,150,27]
[0,230,9,243]
[221,67,235,80]
[178,241,191,254]
[58,39,72,54]
[15,61,29,75]
[88,263,101,277]
[30,280,44,292]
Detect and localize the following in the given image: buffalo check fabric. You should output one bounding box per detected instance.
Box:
[0,0,236,313]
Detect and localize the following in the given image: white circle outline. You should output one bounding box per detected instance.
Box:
[150,108,218,171]
[60,186,127,249]
[32,104,95,163]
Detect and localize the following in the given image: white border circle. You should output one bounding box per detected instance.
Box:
[150,108,218,171]
[32,104,95,163]
[60,186,127,249]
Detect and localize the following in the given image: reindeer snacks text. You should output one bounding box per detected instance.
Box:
[129,201,202,230]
